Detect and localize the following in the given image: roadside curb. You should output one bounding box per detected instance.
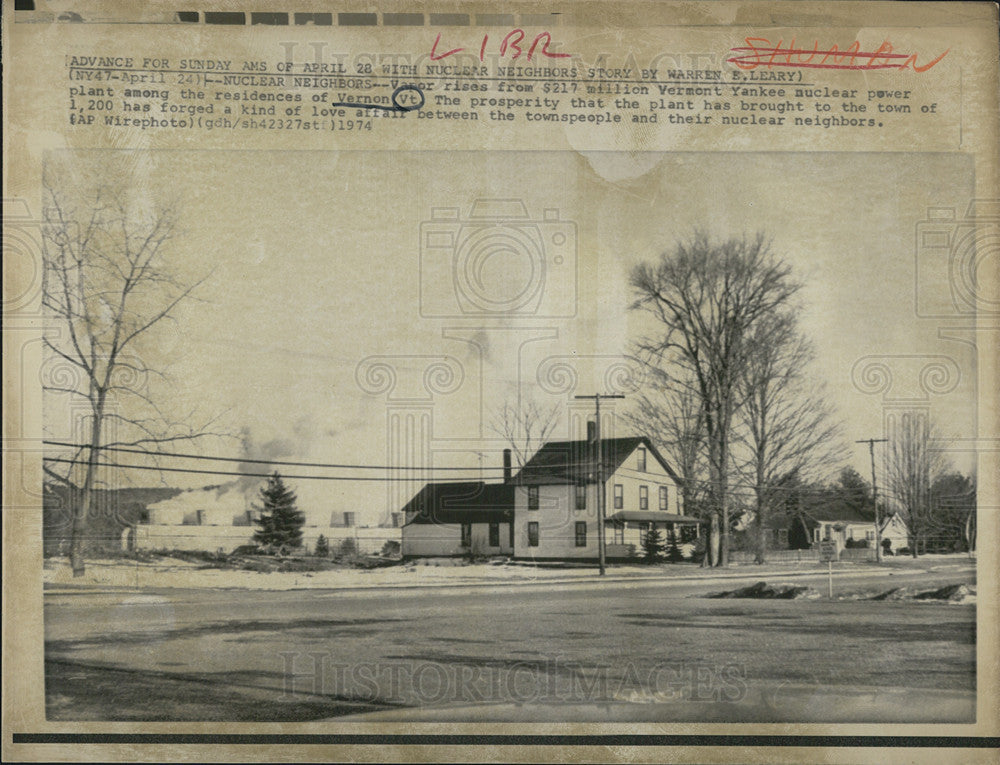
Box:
[42,560,974,595]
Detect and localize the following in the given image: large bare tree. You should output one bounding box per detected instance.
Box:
[884,412,950,557]
[624,364,708,513]
[734,312,845,563]
[630,232,801,566]
[41,167,214,575]
[491,392,562,467]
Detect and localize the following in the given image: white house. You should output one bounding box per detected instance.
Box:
[797,507,910,555]
[510,434,703,562]
[399,435,703,562]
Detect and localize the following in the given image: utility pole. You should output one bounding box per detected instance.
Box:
[856,438,888,562]
[575,393,625,576]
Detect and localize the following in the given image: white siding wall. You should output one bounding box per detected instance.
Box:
[514,483,599,560]
[512,443,685,560]
[401,521,514,557]
[882,515,910,552]
[608,445,683,516]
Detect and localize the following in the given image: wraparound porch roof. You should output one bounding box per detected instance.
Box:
[605,511,706,524]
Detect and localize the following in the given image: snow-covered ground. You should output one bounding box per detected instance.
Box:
[44,556,658,591]
[42,553,975,592]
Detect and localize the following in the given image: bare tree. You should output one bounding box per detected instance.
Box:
[491,393,562,467]
[624,364,708,512]
[734,312,845,563]
[41,166,215,575]
[884,411,950,557]
[630,232,801,566]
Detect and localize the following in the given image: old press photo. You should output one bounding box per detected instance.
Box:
[3,1,998,762]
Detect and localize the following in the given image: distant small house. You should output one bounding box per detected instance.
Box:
[400,481,515,558]
[766,506,910,554]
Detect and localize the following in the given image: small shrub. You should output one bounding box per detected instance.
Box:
[314,534,330,557]
[337,537,358,559]
[642,527,665,563]
[666,528,684,562]
[691,536,707,564]
[381,540,401,558]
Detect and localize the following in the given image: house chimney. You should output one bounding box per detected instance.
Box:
[587,420,597,443]
[503,448,512,482]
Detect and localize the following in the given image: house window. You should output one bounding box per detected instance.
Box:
[637,446,647,472]
[613,484,623,509]
[778,529,789,547]
[639,486,649,510]
[613,522,624,545]
[343,512,355,527]
[575,484,587,510]
[814,528,822,543]
[528,521,539,547]
[575,521,587,547]
[509,522,515,549]
[866,530,876,541]
[528,486,539,510]
[489,522,500,547]
[461,523,472,547]
[659,486,669,511]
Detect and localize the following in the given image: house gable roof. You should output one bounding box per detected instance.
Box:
[401,481,514,525]
[510,436,680,486]
[799,505,875,526]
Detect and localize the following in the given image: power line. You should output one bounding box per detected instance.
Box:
[42,440,507,472]
[43,457,467,482]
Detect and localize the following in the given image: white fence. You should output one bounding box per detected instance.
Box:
[727,547,876,564]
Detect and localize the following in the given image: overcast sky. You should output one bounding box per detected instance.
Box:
[47,149,979,522]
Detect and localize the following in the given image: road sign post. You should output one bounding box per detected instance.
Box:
[818,539,838,598]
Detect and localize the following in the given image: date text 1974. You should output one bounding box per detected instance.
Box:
[430,30,571,62]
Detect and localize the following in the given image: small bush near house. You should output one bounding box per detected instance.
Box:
[642,527,665,563]
[314,534,330,557]
[337,537,358,560]
[845,538,869,549]
[690,536,707,564]
[381,540,401,558]
[666,529,684,562]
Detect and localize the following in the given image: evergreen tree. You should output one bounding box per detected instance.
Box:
[314,534,330,557]
[642,526,665,563]
[666,527,685,562]
[252,472,305,550]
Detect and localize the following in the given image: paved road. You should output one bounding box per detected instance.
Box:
[44,561,977,723]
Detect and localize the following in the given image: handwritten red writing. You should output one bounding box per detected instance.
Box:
[430,30,571,62]
[727,38,949,72]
